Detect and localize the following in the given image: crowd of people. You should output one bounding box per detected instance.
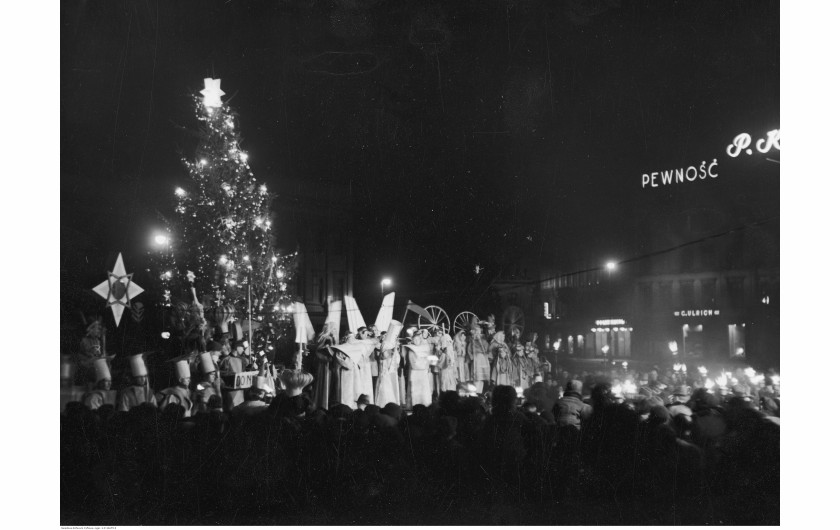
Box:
[61,316,780,525]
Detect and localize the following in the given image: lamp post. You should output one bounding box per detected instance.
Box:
[245,256,254,367]
[381,277,392,297]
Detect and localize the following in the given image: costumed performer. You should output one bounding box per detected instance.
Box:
[117,354,156,412]
[192,351,222,415]
[405,330,433,407]
[82,358,117,410]
[438,332,458,392]
[313,322,336,411]
[468,324,491,394]
[490,331,514,386]
[219,340,247,411]
[157,355,194,417]
[453,329,470,384]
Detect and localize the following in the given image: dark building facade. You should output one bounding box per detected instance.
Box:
[275,179,354,330]
[494,209,779,368]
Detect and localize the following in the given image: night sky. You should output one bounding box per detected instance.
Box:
[61,0,780,313]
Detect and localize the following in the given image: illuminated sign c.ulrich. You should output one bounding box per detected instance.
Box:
[595,319,626,326]
[674,309,720,317]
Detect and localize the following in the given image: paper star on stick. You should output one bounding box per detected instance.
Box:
[200,78,225,108]
[92,253,144,327]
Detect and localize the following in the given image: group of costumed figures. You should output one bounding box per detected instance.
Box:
[64,307,553,415]
[66,314,300,416]
[309,315,552,411]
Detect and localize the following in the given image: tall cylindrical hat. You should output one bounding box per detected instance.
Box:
[61,355,75,381]
[382,320,403,350]
[175,359,191,380]
[93,358,111,381]
[232,321,244,342]
[128,354,148,377]
[199,352,216,374]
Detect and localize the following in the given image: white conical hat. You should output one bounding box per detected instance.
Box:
[128,354,148,376]
[175,359,191,380]
[199,352,216,374]
[93,358,111,381]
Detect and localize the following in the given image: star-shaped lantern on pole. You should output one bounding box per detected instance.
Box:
[92,253,144,327]
[200,78,225,108]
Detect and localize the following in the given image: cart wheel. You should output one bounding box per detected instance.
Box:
[418,305,450,335]
[454,311,478,335]
[502,305,525,336]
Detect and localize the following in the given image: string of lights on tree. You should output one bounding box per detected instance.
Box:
[149,78,298,347]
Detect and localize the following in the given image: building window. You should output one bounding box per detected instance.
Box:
[727,277,744,307]
[700,279,716,306]
[639,282,653,309]
[680,248,695,271]
[658,282,673,308]
[310,276,323,304]
[680,280,695,306]
[333,272,345,301]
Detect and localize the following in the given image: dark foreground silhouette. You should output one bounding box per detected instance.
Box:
[61,385,779,525]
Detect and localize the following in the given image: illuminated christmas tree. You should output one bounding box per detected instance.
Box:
[151,79,296,349]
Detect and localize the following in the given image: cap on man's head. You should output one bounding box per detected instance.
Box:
[565,380,583,395]
[356,394,370,405]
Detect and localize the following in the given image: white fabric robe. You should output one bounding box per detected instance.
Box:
[406,344,432,407]
[333,342,370,409]
[375,347,401,407]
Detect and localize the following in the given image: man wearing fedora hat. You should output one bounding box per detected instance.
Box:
[117,353,156,412]
[356,393,370,410]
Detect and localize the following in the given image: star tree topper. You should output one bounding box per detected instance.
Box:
[200,78,225,108]
[92,253,144,327]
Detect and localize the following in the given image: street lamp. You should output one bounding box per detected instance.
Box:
[153,233,169,247]
[601,344,610,370]
[605,261,617,271]
[668,341,679,356]
[381,277,392,296]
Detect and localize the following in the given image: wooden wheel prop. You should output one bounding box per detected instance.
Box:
[454,311,478,335]
[418,305,450,334]
[502,305,525,336]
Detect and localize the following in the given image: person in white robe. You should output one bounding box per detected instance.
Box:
[405,331,432,407]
